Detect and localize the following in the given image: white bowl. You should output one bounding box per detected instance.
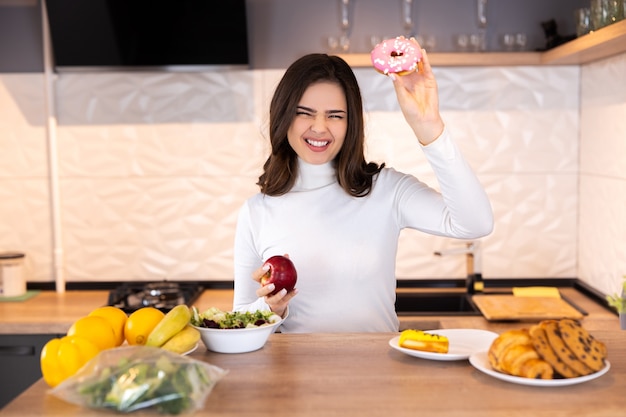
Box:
[192,319,282,354]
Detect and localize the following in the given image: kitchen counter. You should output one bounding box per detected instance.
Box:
[0,289,234,335]
[0,286,623,415]
[0,286,619,335]
[2,331,626,417]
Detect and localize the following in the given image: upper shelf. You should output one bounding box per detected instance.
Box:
[339,19,626,67]
[541,18,626,64]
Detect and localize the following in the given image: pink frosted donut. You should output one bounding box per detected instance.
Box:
[370,37,422,75]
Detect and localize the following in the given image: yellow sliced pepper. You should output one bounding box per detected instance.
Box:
[40,335,100,387]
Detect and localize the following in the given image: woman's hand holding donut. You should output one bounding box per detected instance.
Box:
[252,260,297,318]
[389,39,444,146]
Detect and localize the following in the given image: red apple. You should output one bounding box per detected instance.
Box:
[261,255,297,295]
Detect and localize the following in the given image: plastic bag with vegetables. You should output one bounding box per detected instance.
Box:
[50,346,227,414]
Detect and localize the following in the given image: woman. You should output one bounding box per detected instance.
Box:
[233,43,493,333]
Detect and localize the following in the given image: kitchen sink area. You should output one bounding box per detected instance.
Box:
[393,278,601,319]
[395,292,481,316]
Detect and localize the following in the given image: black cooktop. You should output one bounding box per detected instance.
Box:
[107,281,204,313]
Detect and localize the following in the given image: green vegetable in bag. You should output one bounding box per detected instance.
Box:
[51,346,227,414]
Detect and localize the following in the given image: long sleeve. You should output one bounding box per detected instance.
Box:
[395,127,494,238]
[232,201,271,313]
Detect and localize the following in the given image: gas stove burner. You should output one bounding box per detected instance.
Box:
[107,281,204,314]
[138,283,183,308]
[143,282,181,303]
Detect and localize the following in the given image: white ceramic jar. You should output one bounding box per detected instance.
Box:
[0,252,26,297]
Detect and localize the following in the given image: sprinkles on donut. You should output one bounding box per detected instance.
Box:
[370,37,423,76]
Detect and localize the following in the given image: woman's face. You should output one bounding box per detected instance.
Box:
[287,81,348,165]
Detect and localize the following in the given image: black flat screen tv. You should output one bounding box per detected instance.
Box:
[44,0,249,71]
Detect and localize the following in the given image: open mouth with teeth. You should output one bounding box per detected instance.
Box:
[305,138,331,150]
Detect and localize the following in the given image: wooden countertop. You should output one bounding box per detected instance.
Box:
[0,287,619,334]
[1,286,623,415]
[3,331,626,417]
[0,289,234,335]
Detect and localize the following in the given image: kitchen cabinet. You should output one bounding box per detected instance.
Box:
[339,19,626,67]
[0,333,63,409]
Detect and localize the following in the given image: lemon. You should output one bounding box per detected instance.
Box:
[88,306,128,346]
[124,307,165,345]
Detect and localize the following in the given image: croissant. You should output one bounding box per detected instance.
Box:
[488,329,553,380]
[488,329,531,371]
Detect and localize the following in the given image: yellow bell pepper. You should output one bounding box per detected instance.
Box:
[40,335,100,387]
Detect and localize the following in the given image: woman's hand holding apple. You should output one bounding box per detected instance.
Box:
[253,255,298,318]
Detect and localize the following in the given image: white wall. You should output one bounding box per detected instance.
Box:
[578,53,626,297]
[1,61,591,287]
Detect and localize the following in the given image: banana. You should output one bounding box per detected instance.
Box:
[160,325,201,354]
[146,304,192,347]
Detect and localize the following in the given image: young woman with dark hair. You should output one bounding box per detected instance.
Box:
[233,42,493,333]
[259,53,381,197]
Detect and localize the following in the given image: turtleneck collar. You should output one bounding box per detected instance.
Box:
[291,158,337,191]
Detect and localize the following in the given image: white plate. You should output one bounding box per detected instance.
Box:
[182,342,199,356]
[469,351,611,386]
[389,329,499,361]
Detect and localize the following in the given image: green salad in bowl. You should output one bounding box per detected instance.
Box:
[190,307,281,329]
[190,307,283,353]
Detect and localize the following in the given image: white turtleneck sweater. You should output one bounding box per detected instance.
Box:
[233,128,493,333]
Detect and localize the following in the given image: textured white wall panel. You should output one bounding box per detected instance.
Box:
[579,53,626,296]
[57,123,266,177]
[0,75,48,177]
[60,176,258,281]
[482,173,578,278]
[579,176,626,296]
[580,54,626,180]
[0,179,52,281]
[0,63,592,284]
[357,66,580,112]
[0,74,52,281]
[54,71,257,124]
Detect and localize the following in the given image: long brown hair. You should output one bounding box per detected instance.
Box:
[257,54,384,197]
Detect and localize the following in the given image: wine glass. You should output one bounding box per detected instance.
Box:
[501,33,515,51]
[456,34,469,52]
[327,36,339,52]
[369,35,382,49]
[470,33,485,52]
[339,35,350,52]
[515,33,527,51]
